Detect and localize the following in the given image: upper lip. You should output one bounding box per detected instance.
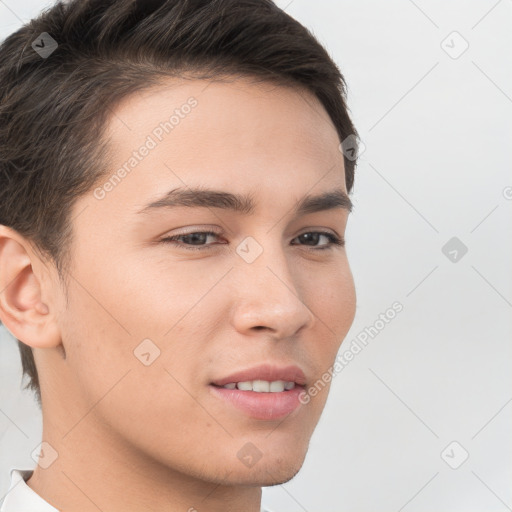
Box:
[211,364,307,387]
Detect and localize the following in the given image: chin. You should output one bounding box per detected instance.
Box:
[224,449,308,487]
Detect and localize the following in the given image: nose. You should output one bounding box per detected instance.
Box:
[229,241,316,341]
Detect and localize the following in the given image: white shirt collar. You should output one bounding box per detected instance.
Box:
[0,469,59,512]
[1,467,275,512]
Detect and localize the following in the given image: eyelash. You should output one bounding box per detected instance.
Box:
[160,230,345,252]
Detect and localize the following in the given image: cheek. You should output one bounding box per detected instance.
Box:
[58,258,217,402]
[297,263,356,407]
[56,267,143,407]
[112,252,231,340]
[59,293,210,448]
[60,304,132,402]
[304,261,356,342]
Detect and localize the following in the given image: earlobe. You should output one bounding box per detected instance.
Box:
[0,226,61,349]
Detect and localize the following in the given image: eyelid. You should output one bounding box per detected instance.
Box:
[162,225,340,239]
[162,225,223,237]
[295,226,339,237]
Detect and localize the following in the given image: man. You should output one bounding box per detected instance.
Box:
[0,0,359,510]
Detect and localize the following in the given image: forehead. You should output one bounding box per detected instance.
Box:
[93,77,346,217]
[106,76,341,163]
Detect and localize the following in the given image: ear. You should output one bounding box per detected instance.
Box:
[0,225,61,349]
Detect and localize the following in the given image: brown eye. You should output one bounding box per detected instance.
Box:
[161,231,224,251]
[292,231,344,250]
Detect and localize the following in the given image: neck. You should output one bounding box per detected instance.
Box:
[26,412,262,512]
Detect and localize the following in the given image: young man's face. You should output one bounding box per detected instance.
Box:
[37,77,356,487]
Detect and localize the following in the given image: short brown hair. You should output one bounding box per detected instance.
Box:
[0,0,359,407]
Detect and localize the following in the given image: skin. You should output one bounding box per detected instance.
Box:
[0,77,356,512]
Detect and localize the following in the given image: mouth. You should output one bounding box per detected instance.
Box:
[210,363,307,388]
[209,364,307,421]
[212,380,298,392]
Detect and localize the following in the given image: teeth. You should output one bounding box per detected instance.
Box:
[253,380,270,392]
[269,381,285,392]
[220,380,296,392]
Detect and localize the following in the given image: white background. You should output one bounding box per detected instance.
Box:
[1,1,511,511]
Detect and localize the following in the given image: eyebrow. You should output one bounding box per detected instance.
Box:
[136,187,353,216]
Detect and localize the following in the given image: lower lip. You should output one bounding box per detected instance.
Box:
[209,385,304,421]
